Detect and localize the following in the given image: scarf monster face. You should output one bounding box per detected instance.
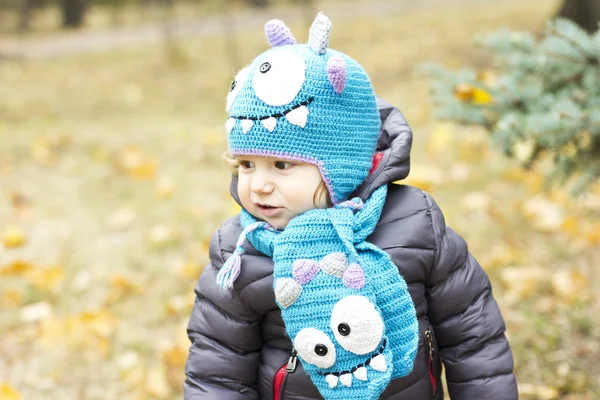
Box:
[235,186,419,400]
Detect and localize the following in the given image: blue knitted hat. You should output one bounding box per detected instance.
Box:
[225,13,380,204]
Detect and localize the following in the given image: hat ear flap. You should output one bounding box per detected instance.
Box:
[308,12,331,55]
[265,19,297,47]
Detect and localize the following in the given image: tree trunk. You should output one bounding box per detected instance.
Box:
[557,0,600,33]
[62,0,86,28]
[18,0,31,33]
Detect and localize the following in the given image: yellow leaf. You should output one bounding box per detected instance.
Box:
[0,290,23,307]
[560,216,579,236]
[117,147,157,179]
[178,260,203,280]
[108,274,142,303]
[2,227,26,249]
[472,87,493,104]
[31,139,52,165]
[522,195,564,232]
[166,294,194,316]
[0,384,20,400]
[397,164,444,192]
[426,123,454,156]
[518,383,559,399]
[586,225,600,245]
[146,366,171,398]
[163,345,187,393]
[79,309,118,338]
[499,267,545,305]
[551,269,588,303]
[147,225,178,248]
[454,83,475,102]
[26,266,64,292]
[0,260,35,276]
[155,177,174,199]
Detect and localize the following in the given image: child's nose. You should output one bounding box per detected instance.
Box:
[250,170,274,194]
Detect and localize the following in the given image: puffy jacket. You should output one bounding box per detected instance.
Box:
[184,98,518,399]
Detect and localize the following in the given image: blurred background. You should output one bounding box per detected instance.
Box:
[0,0,599,399]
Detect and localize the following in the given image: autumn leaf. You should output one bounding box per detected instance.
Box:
[26,266,65,292]
[0,384,20,400]
[163,345,187,392]
[0,260,35,276]
[2,227,26,249]
[0,290,23,307]
[550,269,588,304]
[155,177,174,199]
[165,293,194,316]
[108,274,142,303]
[116,147,157,179]
[426,123,454,156]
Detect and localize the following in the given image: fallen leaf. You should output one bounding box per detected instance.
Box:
[522,195,564,232]
[499,267,545,304]
[0,290,23,307]
[155,177,174,199]
[518,383,559,399]
[0,260,35,276]
[20,301,53,323]
[550,269,588,303]
[26,266,64,292]
[2,227,26,249]
[166,294,194,316]
[426,123,454,156]
[0,384,20,400]
[146,366,171,398]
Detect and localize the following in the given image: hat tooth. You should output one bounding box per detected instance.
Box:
[261,117,277,132]
[285,105,308,128]
[225,118,236,134]
[241,119,254,134]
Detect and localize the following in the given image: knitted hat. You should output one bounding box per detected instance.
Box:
[225,13,380,204]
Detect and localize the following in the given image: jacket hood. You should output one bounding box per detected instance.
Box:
[229,96,413,205]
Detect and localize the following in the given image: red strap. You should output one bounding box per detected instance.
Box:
[429,355,437,395]
[273,364,287,400]
[369,152,384,175]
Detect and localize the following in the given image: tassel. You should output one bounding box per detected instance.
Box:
[215,221,277,290]
[217,250,243,289]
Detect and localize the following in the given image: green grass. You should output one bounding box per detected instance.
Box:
[1,0,599,398]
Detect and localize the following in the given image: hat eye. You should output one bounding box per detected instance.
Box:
[226,67,249,112]
[253,49,306,106]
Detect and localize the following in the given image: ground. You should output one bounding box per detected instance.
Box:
[0,0,599,399]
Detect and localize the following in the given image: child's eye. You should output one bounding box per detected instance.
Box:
[274,161,292,170]
[239,160,254,169]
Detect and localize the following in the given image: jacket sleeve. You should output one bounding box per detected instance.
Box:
[424,193,518,400]
[184,228,263,399]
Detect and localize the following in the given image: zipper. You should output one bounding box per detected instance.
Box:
[273,350,297,400]
[425,329,437,397]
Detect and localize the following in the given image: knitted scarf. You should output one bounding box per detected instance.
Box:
[217,185,419,400]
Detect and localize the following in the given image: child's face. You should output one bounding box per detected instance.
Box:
[236,155,327,229]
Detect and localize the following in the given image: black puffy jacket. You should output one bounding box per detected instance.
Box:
[184,98,518,399]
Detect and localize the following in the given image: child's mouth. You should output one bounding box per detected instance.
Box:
[256,204,283,217]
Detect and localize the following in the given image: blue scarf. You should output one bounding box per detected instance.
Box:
[217,185,418,399]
